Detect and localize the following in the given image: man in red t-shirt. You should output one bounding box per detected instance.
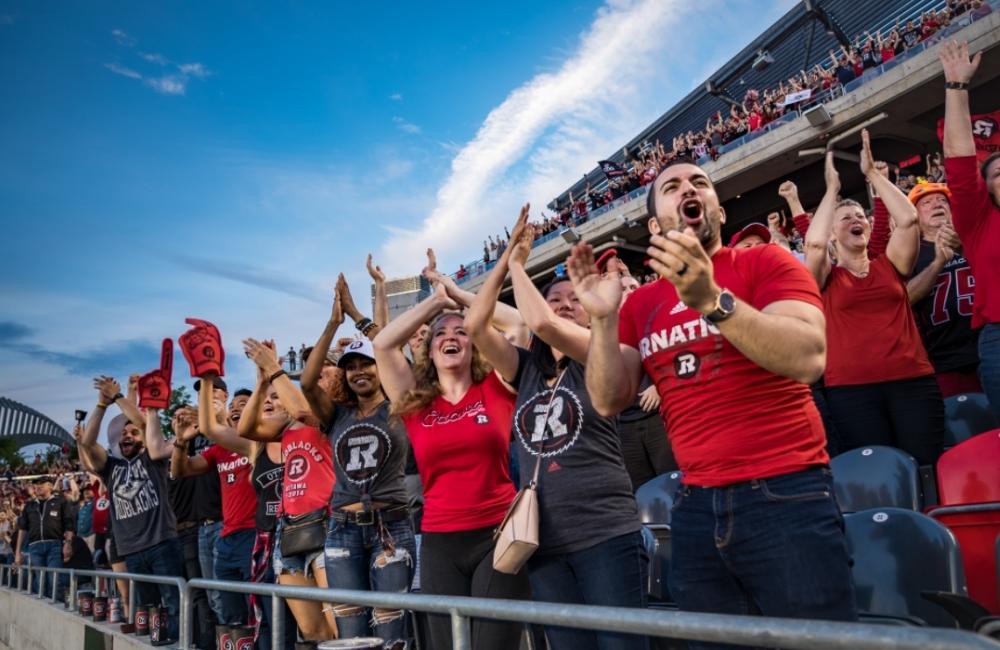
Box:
[170,409,257,627]
[566,159,856,639]
[940,40,1000,418]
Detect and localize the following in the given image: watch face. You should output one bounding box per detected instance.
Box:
[719,291,736,313]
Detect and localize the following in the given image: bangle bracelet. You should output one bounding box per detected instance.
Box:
[354,317,374,332]
[96,402,109,409]
[945,81,969,90]
[268,369,287,383]
[360,321,377,336]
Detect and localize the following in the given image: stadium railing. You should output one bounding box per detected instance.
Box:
[3,562,999,650]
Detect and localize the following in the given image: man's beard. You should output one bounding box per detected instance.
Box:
[660,209,721,249]
[120,441,144,458]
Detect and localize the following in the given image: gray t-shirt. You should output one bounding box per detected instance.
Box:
[99,451,177,556]
[511,348,639,554]
[327,400,409,509]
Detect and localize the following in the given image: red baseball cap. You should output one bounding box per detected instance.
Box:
[595,248,619,273]
[728,223,771,247]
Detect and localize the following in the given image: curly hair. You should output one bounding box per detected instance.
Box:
[391,313,493,418]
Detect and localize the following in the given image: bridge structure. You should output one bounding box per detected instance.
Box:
[0,397,73,449]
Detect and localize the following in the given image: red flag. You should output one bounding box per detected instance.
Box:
[937,110,1000,162]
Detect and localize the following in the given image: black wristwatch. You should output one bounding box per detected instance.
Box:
[945,81,969,90]
[704,289,736,324]
[110,392,125,402]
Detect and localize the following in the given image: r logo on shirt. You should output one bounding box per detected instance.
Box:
[674,352,701,379]
[513,387,583,458]
[475,414,489,425]
[335,423,392,486]
[285,452,311,482]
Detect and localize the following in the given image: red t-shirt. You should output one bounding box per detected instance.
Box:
[201,445,256,537]
[403,372,517,532]
[92,483,109,535]
[619,244,828,487]
[823,255,935,386]
[281,425,336,516]
[880,47,895,63]
[945,155,1000,327]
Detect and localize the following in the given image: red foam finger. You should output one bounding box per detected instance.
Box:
[137,369,170,410]
[179,319,225,378]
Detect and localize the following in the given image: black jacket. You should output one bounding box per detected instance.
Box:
[17,495,75,544]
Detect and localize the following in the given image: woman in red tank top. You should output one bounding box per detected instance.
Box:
[238,338,337,642]
[804,130,944,464]
[373,270,531,650]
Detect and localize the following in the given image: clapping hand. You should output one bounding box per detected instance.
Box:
[565,242,623,319]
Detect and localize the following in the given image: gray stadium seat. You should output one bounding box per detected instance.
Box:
[944,393,999,448]
[845,507,988,628]
[830,446,922,513]
[635,471,683,525]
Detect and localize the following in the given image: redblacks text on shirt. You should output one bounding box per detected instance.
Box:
[618,244,829,486]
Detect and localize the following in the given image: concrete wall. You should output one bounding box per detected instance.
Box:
[0,588,157,650]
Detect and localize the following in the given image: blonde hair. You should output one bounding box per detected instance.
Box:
[392,313,493,418]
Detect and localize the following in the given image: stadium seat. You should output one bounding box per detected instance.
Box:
[830,446,922,513]
[845,507,989,628]
[936,429,1000,506]
[635,471,683,525]
[645,524,673,603]
[943,393,999,448]
[928,430,1000,615]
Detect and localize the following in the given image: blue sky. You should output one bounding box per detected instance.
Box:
[0,0,796,444]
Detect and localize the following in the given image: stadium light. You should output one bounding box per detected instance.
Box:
[560,228,581,244]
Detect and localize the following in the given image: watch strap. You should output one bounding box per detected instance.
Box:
[945,81,969,90]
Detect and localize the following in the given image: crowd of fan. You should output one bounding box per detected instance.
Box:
[4,39,999,650]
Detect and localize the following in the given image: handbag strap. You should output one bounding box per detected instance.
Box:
[528,368,568,489]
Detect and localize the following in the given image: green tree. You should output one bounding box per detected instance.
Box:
[0,438,22,469]
[158,386,192,440]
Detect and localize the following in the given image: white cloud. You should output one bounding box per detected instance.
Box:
[378,0,698,274]
[111,28,136,47]
[392,116,421,135]
[178,62,210,78]
[389,92,403,101]
[140,52,168,65]
[145,74,187,95]
[104,62,142,80]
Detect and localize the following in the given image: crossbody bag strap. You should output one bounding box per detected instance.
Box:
[529,368,568,489]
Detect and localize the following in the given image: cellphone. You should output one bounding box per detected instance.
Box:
[75,410,87,423]
[555,264,566,277]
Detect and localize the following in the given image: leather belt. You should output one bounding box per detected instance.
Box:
[331,506,409,526]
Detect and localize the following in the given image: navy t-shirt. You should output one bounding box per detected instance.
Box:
[510,348,639,554]
[327,401,409,509]
[99,451,177,556]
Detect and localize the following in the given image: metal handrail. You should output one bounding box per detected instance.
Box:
[3,563,999,650]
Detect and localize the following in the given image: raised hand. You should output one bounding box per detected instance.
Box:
[939,40,981,84]
[767,212,782,230]
[647,228,720,314]
[94,376,121,402]
[824,149,840,194]
[859,129,876,177]
[366,254,385,283]
[243,337,282,375]
[777,180,798,202]
[337,274,362,321]
[426,248,438,274]
[565,242,623,319]
[172,407,200,441]
[431,282,461,311]
[127,374,140,404]
[330,274,345,324]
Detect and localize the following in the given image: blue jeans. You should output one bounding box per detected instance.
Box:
[198,520,223,621]
[323,516,416,647]
[214,528,254,625]
[527,531,649,650]
[670,467,857,650]
[979,323,1000,420]
[27,540,65,599]
[124,537,184,641]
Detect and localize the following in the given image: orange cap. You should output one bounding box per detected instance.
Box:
[907,181,951,206]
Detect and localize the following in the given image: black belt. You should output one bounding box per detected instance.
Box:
[331,506,409,526]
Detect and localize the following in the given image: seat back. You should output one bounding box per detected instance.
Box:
[830,446,922,513]
[936,429,1000,506]
[944,393,999,448]
[645,524,673,603]
[930,505,1000,615]
[635,471,683,525]
[846,508,967,627]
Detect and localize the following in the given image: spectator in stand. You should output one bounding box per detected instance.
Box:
[831,48,857,86]
[805,133,945,465]
[287,346,298,372]
[76,481,94,550]
[568,158,855,645]
[170,400,258,634]
[926,152,946,182]
[905,182,981,397]
[78,377,183,643]
[940,40,1000,417]
[14,475,74,598]
[239,338,338,641]
[467,206,647,650]
[456,264,467,280]
[374,258,532,650]
[728,222,771,249]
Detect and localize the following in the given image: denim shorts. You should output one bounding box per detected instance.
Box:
[272,519,325,577]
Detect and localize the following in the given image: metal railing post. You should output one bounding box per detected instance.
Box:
[178,578,191,650]
[271,593,284,650]
[69,569,77,611]
[128,578,136,624]
[450,609,471,650]
[25,556,32,594]
[50,568,58,602]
